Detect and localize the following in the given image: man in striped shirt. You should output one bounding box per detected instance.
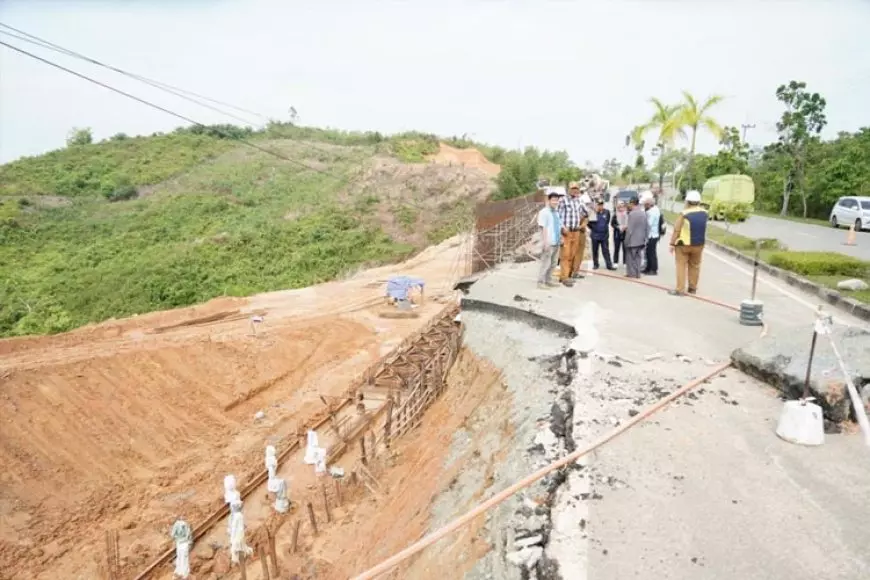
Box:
[557,181,589,287]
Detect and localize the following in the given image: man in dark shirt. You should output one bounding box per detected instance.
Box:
[590,198,616,270]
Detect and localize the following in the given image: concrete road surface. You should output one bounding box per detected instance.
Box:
[461,242,869,579]
[667,200,870,261]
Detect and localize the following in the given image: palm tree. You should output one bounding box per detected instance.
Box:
[677,91,725,187]
[631,98,686,189]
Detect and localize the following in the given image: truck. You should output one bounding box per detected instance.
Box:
[701,174,755,221]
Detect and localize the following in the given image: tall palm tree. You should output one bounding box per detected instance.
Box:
[677,91,725,187]
[631,98,685,189]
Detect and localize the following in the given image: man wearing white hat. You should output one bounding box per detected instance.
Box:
[668,190,709,295]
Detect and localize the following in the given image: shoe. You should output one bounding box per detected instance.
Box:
[571,273,585,279]
[668,290,684,296]
[537,283,548,289]
[687,288,697,295]
[606,266,617,271]
[546,282,559,288]
[593,265,600,270]
[646,271,658,276]
[561,279,575,287]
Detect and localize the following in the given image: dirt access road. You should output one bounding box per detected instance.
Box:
[0,234,469,580]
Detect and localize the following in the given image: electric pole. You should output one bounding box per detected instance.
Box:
[741,123,756,142]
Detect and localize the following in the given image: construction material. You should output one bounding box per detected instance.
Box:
[273,478,289,513]
[258,545,270,580]
[105,530,120,580]
[776,399,825,445]
[290,520,301,554]
[819,316,870,447]
[265,446,279,493]
[228,500,252,565]
[267,529,279,576]
[306,502,318,535]
[170,519,193,579]
[322,484,332,523]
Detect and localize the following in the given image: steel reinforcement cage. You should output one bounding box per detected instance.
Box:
[470,191,543,274]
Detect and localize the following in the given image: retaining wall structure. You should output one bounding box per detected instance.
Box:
[132,304,462,579]
[471,192,542,274]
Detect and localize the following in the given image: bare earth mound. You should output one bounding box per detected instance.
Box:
[430,143,501,177]
[0,235,469,580]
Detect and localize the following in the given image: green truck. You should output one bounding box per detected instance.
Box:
[701,174,755,221]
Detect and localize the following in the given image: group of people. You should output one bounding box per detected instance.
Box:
[537,182,709,296]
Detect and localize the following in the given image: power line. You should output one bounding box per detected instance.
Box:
[0,23,267,127]
[0,38,338,176]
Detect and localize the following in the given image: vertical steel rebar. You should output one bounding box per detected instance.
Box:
[803,329,819,400]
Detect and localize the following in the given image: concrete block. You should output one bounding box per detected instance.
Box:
[731,326,870,422]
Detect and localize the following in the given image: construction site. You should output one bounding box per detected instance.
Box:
[2,173,869,580]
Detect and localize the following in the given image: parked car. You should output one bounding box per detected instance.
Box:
[829,196,870,231]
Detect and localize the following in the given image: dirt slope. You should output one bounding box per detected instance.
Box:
[0,235,469,580]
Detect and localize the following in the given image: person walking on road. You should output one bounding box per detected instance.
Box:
[537,191,562,289]
[590,198,616,270]
[624,195,649,278]
[668,190,708,295]
[611,200,628,265]
[557,181,588,286]
[642,191,662,275]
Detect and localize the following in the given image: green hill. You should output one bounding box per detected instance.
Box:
[0,124,579,337]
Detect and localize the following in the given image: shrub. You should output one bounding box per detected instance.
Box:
[768,251,870,277]
[105,183,138,202]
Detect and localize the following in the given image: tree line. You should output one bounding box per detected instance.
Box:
[618,81,868,220]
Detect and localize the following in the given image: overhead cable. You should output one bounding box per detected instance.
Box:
[0,38,338,176]
[0,24,267,127]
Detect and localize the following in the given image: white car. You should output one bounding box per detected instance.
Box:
[829,196,870,231]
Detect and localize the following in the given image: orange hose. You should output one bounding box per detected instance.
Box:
[351,269,767,579]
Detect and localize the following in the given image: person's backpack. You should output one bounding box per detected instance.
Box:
[658,213,667,236]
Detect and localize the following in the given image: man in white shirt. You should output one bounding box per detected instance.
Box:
[537,191,562,289]
[641,191,662,275]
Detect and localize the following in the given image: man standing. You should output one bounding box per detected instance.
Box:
[537,191,562,289]
[668,190,708,295]
[590,198,616,270]
[611,200,628,265]
[557,182,588,286]
[642,191,662,275]
[624,196,649,278]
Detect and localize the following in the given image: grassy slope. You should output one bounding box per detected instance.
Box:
[663,210,870,304]
[0,135,444,337]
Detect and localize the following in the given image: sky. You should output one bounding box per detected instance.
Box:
[1,0,869,166]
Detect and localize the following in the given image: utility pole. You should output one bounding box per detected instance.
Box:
[741,123,756,143]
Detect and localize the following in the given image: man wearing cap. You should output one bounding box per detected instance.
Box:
[536,191,562,289]
[590,198,616,270]
[624,195,649,278]
[668,190,708,295]
[557,182,589,286]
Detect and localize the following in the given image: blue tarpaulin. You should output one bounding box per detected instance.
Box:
[386,276,425,300]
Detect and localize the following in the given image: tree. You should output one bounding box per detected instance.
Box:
[676,91,725,188]
[710,126,750,175]
[773,80,827,217]
[601,158,622,181]
[66,127,93,147]
[631,98,686,189]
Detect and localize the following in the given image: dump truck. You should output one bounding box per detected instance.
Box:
[701,174,755,221]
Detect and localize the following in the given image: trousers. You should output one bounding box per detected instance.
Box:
[591,238,613,268]
[612,230,624,264]
[644,237,660,273]
[675,244,704,292]
[625,245,644,278]
[538,245,558,283]
[559,230,585,280]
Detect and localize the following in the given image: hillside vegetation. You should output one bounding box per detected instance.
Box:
[0,124,579,337]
